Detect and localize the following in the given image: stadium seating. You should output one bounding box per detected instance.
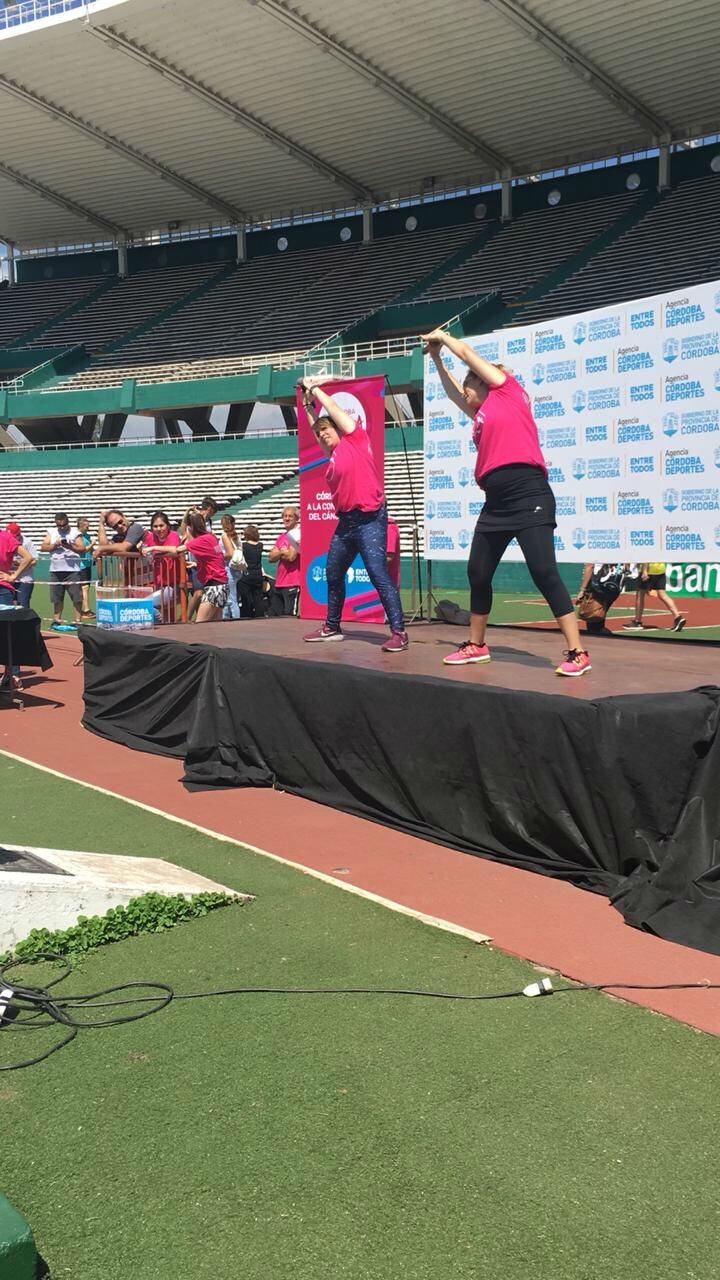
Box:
[23,261,229,352]
[514,176,720,323]
[47,223,480,390]
[415,191,642,305]
[0,275,106,347]
[0,454,299,546]
[2,441,424,559]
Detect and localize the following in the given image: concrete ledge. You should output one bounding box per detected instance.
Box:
[0,1193,37,1280]
[1,844,251,954]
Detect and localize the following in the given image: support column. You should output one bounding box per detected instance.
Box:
[156,415,182,440]
[407,390,423,422]
[180,406,218,437]
[362,203,374,243]
[117,236,129,278]
[79,414,98,442]
[500,175,512,224]
[658,142,671,192]
[279,404,297,435]
[226,402,254,437]
[5,241,16,288]
[98,412,128,444]
[236,224,247,263]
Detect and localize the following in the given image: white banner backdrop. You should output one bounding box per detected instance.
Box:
[424,280,720,561]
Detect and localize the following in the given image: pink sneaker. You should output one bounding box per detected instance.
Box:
[443,641,491,666]
[556,649,592,677]
[381,630,409,653]
[303,625,344,643]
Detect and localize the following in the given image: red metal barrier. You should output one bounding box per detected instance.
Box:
[95,551,188,623]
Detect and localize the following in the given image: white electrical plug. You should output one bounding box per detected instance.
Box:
[522,977,554,997]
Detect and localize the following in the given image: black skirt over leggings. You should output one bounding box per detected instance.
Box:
[468,464,573,618]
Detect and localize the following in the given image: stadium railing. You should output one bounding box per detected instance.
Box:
[39,334,426,393]
[96,552,188,625]
[3,419,423,455]
[0,0,86,30]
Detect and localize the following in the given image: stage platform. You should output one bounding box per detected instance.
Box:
[80,620,720,956]
[163,618,713,696]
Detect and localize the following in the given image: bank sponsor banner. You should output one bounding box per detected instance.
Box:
[297,375,386,621]
[424,280,720,561]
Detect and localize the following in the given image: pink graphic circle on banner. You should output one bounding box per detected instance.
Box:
[332,391,367,428]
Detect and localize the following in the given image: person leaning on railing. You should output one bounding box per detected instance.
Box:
[93,509,150,591]
[151,509,229,623]
[142,510,184,624]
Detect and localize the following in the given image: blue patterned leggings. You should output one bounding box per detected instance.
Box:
[326,505,404,633]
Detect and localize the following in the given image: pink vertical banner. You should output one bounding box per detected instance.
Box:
[297,375,385,622]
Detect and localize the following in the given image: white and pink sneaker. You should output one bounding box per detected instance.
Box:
[443,641,491,666]
[303,625,344,642]
[555,649,592,677]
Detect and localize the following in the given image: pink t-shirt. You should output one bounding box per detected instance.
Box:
[185,533,227,586]
[472,375,547,487]
[273,533,301,589]
[326,424,384,514]
[386,519,401,586]
[144,529,181,588]
[0,529,19,594]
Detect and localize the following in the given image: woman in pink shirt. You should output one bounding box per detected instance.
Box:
[142,510,183,624]
[300,380,408,652]
[148,509,228,622]
[423,329,589,676]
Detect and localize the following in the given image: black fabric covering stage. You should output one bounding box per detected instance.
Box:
[80,627,720,956]
[0,608,53,671]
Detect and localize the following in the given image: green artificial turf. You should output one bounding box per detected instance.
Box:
[1,755,719,1280]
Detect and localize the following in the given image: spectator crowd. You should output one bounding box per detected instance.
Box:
[0,499,401,632]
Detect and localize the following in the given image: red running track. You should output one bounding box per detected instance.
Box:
[4,630,720,1037]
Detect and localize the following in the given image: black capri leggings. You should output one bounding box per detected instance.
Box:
[468,524,574,618]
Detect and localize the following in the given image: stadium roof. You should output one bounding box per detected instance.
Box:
[1,0,719,250]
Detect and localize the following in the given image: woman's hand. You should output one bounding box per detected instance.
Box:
[421,330,448,355]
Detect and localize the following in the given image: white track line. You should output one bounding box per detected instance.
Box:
[0,748,492,947]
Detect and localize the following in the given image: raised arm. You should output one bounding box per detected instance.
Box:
[422,329,507,390]
[220,531,240,563]
[422,338,467,414]
[302,379,357,436]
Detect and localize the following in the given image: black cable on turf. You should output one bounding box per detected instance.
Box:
[2,954,718,1073]
[0,953,173,1071]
